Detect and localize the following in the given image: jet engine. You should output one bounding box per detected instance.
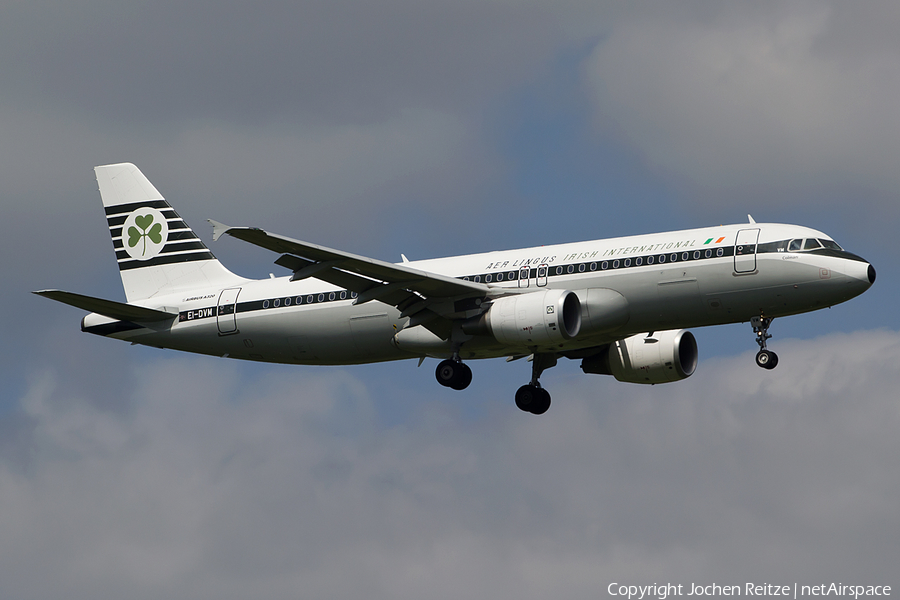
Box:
[463,289,581,348]
[581,329,698,384]
[575,288,630,335]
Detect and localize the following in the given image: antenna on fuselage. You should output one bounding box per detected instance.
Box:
[748,214,757,224]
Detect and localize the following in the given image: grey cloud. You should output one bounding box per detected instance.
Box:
[0,97,499,289]
[582,3,900,215]
[2,330,898,598]
[1,0,569,127]
[2,3,895,595]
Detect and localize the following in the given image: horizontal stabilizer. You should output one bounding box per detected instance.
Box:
[33,290,177,322]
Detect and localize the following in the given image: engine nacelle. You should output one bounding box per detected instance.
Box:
[581,329,698,384]
[465,289,582,349]
[575,288,630,335]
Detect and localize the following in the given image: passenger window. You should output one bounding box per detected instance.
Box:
[804,238,822,250]
[788,239,802,252]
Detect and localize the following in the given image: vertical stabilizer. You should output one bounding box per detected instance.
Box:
[96,163,245,301]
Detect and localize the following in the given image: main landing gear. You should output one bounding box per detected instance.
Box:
[434,352,557,415]
[751,315,778,370]
[514,353,556,415]
[435,358,472,390]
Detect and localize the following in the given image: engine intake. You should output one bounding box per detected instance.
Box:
[581,329,698,384]
[464,289,581,349]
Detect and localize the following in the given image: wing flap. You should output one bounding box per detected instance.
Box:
[212,222,490,303]
[33,290,177,322]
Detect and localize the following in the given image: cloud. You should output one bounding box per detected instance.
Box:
[2,329,898,598]
[0,99,499,291]
[0,0,570,127]
[1,3,895,596]
[154,108,485,220]
[582,4,900,213]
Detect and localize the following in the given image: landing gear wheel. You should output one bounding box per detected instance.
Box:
[435,359,456,387]
[514,385,551,414]
[530,388,551,415]
[435,359,472,390]
[515,385,536,412]
[450,363,472,390]
[755,350,778,370]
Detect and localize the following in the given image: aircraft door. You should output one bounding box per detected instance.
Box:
[734,229,760,274]
[537,264,548,287]
[217,288,241,334]
[518,266,530,288]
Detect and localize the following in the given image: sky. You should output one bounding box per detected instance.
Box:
[1,1,898,598]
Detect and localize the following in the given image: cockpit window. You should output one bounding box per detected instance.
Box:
[766,237,848,255]
[804,238,823,250]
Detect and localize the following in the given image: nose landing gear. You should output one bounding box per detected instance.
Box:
[751,315,778,370]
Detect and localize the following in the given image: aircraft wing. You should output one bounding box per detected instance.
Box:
[209,222,491,315]
[33,290,177,322]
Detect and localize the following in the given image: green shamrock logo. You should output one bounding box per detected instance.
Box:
[128,214,163,256]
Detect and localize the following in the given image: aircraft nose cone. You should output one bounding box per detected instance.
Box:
[868,263,876,285]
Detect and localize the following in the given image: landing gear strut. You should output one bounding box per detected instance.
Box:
[435,358,472,390]
[751,315,778,370]
[515,353,556,415]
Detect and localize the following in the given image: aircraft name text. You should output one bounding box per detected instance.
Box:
[482,239,701,269]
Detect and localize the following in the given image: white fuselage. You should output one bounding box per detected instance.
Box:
[82,222,874,366]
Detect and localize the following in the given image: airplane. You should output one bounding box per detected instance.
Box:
[35,163,876,415]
